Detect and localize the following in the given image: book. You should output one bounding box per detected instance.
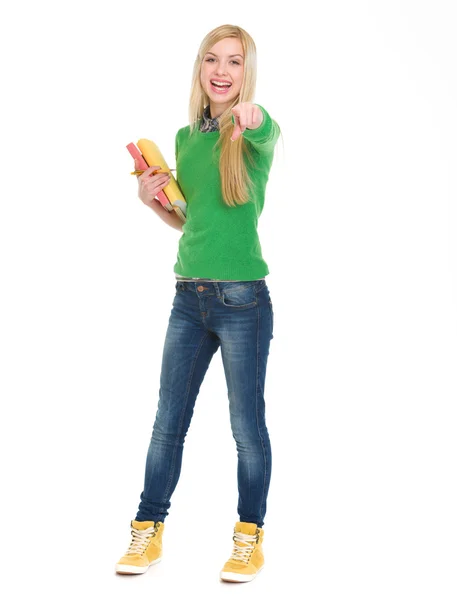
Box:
[126,139,187,223]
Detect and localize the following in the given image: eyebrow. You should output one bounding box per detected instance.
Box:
[205,52,244,59]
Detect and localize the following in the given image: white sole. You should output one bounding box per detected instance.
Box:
[115,556,162,574]
[220,565,264,582]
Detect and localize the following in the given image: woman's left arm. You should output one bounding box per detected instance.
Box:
[231,102,280,153]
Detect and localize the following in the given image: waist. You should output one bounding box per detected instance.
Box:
[175,275,265,282]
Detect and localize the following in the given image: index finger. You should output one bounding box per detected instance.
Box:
[146,164,166,176]
[137,164,164,180]
[231,119,242,142]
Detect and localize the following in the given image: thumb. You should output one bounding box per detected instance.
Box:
[133,158,141,177]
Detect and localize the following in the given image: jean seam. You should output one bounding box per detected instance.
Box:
[161,330,211,502]
[255,293,268,525]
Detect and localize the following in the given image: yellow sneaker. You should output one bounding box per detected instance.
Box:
[220,521,265,582]
[115,520,164,574]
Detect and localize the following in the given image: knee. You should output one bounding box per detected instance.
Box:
[230,419,267,447]
[151,417,186,446]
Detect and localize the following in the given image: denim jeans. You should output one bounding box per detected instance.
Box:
[135,278,274,528]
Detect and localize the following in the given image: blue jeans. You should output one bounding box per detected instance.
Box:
[135,278,274,528]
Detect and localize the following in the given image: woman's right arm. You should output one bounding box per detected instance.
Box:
[134,160,183,232]
[149,200,183,231]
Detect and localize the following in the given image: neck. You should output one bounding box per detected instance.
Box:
[209,101,228,120]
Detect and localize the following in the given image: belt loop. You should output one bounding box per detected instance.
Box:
[256,279,266,293]
[213,282,221,298]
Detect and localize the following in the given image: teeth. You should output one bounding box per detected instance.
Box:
[211,81,231,87]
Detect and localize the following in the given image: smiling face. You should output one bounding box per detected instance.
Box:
[200,37,245,119]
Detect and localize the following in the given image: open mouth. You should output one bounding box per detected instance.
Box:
[210,80,232,94]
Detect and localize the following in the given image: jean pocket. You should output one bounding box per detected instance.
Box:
[220,283,257,309]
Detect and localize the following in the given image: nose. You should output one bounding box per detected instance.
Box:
[214,60,229,76]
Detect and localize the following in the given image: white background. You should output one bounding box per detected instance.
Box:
[1,1,456,598]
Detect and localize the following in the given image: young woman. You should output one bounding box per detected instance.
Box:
[116,24,280,583]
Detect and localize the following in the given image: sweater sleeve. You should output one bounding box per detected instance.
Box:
[232,104,280,154]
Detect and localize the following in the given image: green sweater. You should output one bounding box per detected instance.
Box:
[173,104,280,281]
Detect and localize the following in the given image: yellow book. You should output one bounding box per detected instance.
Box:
[137,139,186,223]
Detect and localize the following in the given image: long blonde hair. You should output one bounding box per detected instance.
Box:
[188,25,258,208]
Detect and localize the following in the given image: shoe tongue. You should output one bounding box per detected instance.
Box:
[131,520,155,530]
[235,521,258,535]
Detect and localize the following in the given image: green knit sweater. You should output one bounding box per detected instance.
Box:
[173,104,280,280]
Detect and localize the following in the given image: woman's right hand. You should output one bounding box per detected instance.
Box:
[134,159,171,209]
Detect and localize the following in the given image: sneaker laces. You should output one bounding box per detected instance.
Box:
[125,525,156,555]
[230,531,257,563]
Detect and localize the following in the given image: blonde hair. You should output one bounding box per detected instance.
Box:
[188,24,258,207]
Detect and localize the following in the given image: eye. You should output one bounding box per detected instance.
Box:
[205,58,241,65]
